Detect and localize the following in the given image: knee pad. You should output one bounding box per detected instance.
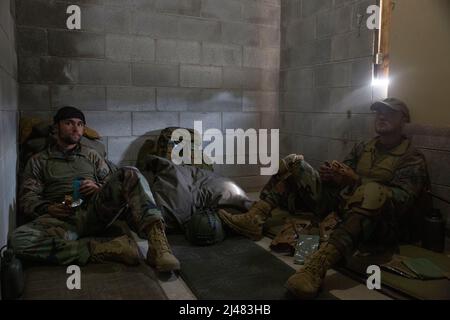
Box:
[347,182,392,211]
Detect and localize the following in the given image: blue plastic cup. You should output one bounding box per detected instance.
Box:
[72,178,84,201]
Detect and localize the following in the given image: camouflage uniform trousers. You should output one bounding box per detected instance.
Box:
[10,167,162,265]
[261,156,399,259]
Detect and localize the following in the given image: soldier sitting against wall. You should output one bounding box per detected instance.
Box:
[10,106,180,272]
[219,98,430,299]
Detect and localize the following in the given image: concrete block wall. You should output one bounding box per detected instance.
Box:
[280,0,450,234]
[280,0,377,170]
[0,0,18,247]
[16,0,281,191]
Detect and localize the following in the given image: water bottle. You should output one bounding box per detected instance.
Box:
[422,209,446,253]
[1,247,25,300]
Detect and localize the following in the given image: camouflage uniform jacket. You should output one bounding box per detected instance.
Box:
[342,136,430,209]
[20,143,111,219]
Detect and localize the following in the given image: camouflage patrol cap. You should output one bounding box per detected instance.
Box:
[370,98,410,123]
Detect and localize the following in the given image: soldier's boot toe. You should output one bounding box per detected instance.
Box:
[285,270,323,299]
[90,235,140,266]
[285,243,342,299]
[218,200,274,241]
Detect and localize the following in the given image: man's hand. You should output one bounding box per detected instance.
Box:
[319,162,335,182]
[79,179,101,196]
[48,203,73,219]
[320,161,360,187]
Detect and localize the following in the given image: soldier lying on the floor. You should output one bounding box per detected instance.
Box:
[10,106,180,272]
[219,98,430,299]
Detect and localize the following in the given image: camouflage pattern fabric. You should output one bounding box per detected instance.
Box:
[11,143,162,265]
[260,137,429,259]
[155,127,213,171]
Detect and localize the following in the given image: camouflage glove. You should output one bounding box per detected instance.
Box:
[329,160,360,187]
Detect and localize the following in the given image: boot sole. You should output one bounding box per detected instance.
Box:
[218,210,263,241]
[284,282,319,300]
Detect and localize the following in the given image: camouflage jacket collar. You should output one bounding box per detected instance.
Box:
[366,136,411,156]
[46,143,89,160]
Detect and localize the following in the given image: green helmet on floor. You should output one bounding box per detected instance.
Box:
[185,208,225,246]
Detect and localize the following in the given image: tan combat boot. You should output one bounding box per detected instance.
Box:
[285,243,342,299]
[90,235,140,266]
[146,220,180,272]
[218,200,274,241]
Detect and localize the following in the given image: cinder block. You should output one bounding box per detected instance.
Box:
[180,65,222,88]
[106,34,133,61]
[105,6,131,34]
[316,5,352,38]
[285,17,315,47]
[281,68,313,90]
[301,0,332,18]
[16,0,66,29]
[19,85,50,110]
[350,113,375,141]
[201,0,242,21]
[243,91,278,112]
[327,138,354,162]
[287,38,331,67]
[156,39,201,64]
[261,112,280,129]
[132,36,156,62]
[201,43,242,67]
[155,0,201,16]
[314,62,351,87]
[157,87,197,112]
[243,47,280,69]
[280,90,314,112]
[132,12,179,38]
[107,136,141,164]
[84,111,131,136]
[18,56,40,83]
[17,27,47,56]
[41,57,80,84]
[223,112,260,130]
[79,60,131,85]
[132,112,179,136]
[195,89,242,112]
[330,85,372,114]
[132,63,179,87]
[259,25,280,48]
[180,112,222,131]
[223,67,262,90]
[106,35,156,62]
[48,30,105,58]
[313,87,331,112]
[261,70,279,91]
[243,2,280,26]
[222,22,259,47]
[178,17,221,42]
[351,58,373,86]
[281,0,300,27]
[51,85,106,110]
[107,87,156,111]
[78,4,105,32]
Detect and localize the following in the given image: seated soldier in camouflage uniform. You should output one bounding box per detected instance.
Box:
[219,98,429,299]
[10,106,180,272]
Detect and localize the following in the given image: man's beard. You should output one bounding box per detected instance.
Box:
[60,134,81,145]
